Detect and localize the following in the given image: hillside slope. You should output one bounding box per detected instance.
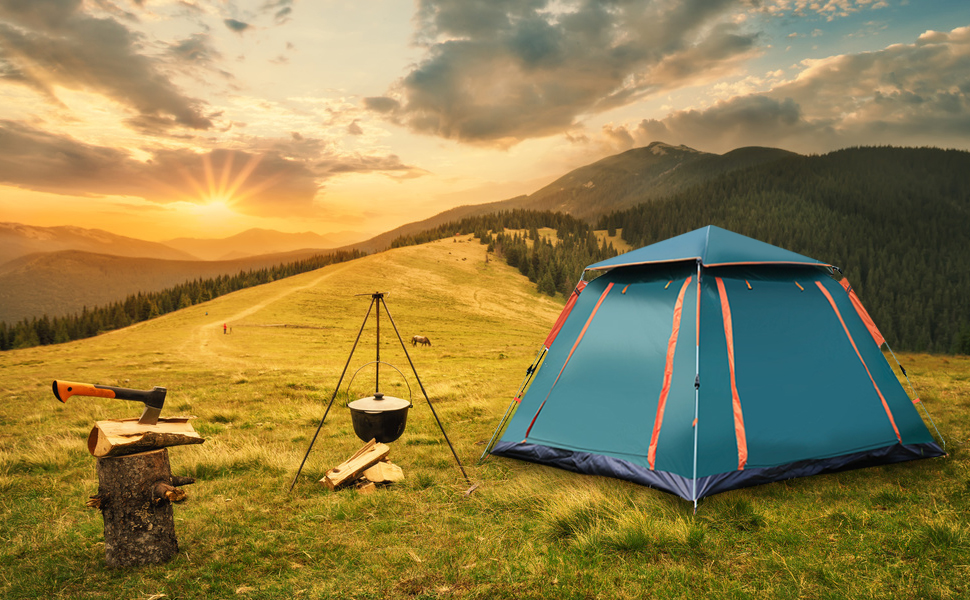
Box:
[518,143,796,219]
[1,234,562,424]
[350,142,796,253]
[0,248,353,324]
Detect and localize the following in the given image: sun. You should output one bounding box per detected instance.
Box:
[191,198,237,220]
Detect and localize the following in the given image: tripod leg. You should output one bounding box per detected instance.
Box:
[380,297,472,485]
[288,297,376,492]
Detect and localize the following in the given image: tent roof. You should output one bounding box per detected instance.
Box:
[587,225,832,271]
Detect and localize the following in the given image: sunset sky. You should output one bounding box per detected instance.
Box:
[1,0,969,242]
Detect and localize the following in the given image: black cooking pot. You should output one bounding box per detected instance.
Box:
[347,392,411,443]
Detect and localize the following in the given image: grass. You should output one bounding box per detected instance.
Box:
[1,235,968,599]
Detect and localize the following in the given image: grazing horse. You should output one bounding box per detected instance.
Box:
[411,335,432,347]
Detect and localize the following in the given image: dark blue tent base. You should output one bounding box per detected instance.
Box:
[491,440,946,502]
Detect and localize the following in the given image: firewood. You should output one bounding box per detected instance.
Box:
[320,439,390,490]
[87,417,204,458]
[362,460,404,484]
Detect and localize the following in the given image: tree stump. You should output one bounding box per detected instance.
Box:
[92,448,194,567]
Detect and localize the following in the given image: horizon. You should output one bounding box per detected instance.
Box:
[1,1,969,242]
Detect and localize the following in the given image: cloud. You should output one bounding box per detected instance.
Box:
[0,119,153,197]
[759,0,888,20]
[170,33,222,66]
[223,18,251,33]
[0,121,427,216]
[0,0,213,132]
[369,0,760,146]
[623,25,970,153]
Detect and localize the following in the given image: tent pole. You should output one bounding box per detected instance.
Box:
[692,260,702,512]
[479,346,547,463]
[886,344,946,450]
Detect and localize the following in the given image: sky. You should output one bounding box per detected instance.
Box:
[1,0,969,242]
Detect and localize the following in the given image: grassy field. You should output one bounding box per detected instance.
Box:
[1,235,968,599]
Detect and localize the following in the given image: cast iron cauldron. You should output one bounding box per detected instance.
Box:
[347,392,411,443]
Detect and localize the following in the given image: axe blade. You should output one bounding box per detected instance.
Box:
[138,405,162,426]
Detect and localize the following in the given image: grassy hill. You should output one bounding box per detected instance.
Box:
[2,237,968,599]
[0,247,354,324]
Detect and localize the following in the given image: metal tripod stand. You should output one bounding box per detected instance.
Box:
[289,292,470,491]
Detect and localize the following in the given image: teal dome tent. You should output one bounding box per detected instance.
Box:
[488,225,944,506]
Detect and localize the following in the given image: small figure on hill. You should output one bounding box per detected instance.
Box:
[411,335,431,347]
[223,323,227,334]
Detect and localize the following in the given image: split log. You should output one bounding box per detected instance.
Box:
[87,417,203,458]
[94,448,194,567]
[362,460,404,484]
[320,439,390,490]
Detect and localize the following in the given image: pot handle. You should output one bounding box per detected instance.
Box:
[346,361,413,406]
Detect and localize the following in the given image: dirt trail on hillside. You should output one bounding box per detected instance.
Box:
[181,265,350,363]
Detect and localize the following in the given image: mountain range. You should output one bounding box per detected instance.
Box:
[2,142,968,346]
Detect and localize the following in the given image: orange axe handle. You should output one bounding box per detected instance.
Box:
[53,380,119,402]
[52,380,166,409]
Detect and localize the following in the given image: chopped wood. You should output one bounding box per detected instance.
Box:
[152,482,189,504]
[356,481,376,494]
[362,460,404,484]
[87,417,204,458]
[320,439,390,490]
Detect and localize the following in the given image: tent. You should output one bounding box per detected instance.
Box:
[487,225,944,505]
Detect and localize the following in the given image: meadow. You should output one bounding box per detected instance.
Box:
[1,235,968,599]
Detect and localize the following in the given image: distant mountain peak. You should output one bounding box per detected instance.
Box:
[644,141,703,155]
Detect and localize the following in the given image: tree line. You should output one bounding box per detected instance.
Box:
[0,250,363,351]
[390,209,618,297]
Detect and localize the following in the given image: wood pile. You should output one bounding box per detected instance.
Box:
[320,439,405,492]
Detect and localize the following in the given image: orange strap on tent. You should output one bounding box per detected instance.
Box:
[524,282,614,440]
[543,280,588,348]
[647,276,692,470]
[816,281,901,443]
[716,278,748,471]
[839,279,886,347]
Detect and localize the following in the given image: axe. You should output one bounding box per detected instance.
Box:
[52,380,166,425]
